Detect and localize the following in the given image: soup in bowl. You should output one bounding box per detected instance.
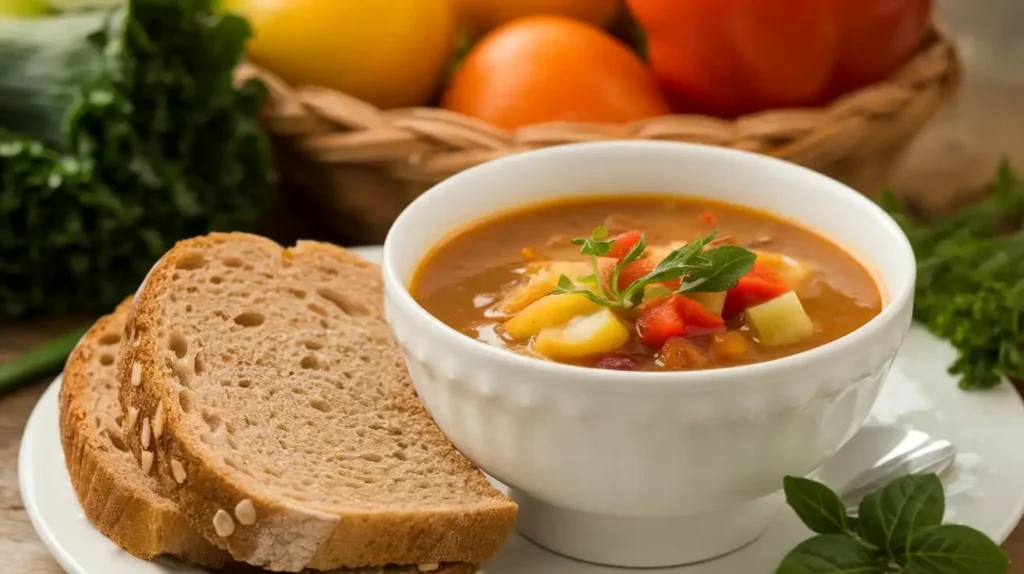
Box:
[382,142,915,568]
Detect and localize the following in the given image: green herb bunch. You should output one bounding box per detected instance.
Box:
[779,474,1008,573]
[882,160,1024,389]
[0,0,275,322]
[551,226,756,309]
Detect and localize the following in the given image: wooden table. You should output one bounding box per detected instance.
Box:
[2,1,1024,571]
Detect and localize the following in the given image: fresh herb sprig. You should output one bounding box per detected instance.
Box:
[551,227,756,309]
[882,160,1024,389]
[778,474,1009,573]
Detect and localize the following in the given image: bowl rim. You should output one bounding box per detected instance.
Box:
[382,141,915,389]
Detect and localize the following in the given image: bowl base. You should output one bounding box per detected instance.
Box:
[511,489,782,568]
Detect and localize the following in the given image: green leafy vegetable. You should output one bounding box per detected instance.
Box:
[882,159,1024,389]
[0,0,275,323]
[783,476,853,536]
[778,474,1008,574]
[552,227,756,309]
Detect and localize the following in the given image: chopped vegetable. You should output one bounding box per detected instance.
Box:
[882,159,1024,389]
[688,291,727,316]
[553,226,757,309]
[675,295,726,335]
[607,229,645,260]
[636,296,685,348]
[0,0,275,322]
[499,261,591,314]
[658,337,709,370]
[753,250,813,292]
[746,291,814,347]
[722,260,790,318]
[699,211,716,226]
[503,293,601,339]
[709,331,750,362]
[532,308,630,360]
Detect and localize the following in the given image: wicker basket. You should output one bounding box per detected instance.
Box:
[238,23,963,244]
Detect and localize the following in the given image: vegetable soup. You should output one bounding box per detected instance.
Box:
[411,196,882,371]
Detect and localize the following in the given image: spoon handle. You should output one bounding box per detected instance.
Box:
[842,439,956,515]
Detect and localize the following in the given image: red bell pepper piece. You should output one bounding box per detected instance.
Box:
[675,295,725,335]
[722,260,789,318]
[607,230,645,260]
[637,296,686,349]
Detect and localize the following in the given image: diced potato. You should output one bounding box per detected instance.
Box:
[688,291,727,316]
[503,293,601,339]
[745,291,814,346]
[497,261,591,314]
[754,250,813,292]
[532,308,630,360]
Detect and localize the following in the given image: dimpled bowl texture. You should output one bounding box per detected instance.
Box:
[382,141,915,567]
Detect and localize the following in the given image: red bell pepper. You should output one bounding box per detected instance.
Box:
[607,230,645,260]
[637,295,685,348]
[637,294,726,348]
[675,295,725,335]
[626,0,932,118]
[722,260,789,318]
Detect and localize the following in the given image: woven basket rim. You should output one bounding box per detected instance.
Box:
[240,21,963,185]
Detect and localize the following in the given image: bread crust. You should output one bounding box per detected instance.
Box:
[58,299,230,568]
[118,233,516,572]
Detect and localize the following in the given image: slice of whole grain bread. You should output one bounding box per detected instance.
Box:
[117,233,517,572]
[59,298,231,568]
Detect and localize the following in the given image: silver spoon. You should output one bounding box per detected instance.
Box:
[832,428,956,517]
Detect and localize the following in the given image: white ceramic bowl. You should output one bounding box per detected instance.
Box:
[382,142,915,568]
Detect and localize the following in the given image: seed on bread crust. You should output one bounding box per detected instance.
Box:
[130,361,142,386]
[152,400,165,440]
[141,451,154,475]
[234,499,256,526]
[213,509,235,537]
[141,417,151,450]
[126,406,139,430]
[171,458,187,484]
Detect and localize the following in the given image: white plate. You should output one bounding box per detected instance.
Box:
[20,246,1024,574]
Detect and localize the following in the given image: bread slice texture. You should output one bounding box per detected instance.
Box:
[59,298,231,568]
[117,233,517,572]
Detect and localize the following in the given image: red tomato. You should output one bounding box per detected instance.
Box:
[607,230,645,260]
[626,0,932,117]
[722,261,790,318]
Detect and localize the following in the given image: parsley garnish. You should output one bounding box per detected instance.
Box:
[552,227,756,309]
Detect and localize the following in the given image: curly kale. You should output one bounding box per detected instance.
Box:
[883,160,1024,389]
[0,0,275,323]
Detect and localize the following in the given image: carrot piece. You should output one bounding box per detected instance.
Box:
[607,230,645,260]
[709,331,751,362]
[675,295,726,335]
[616,258,656,291]
[659,337,710,370]
[723,260,789,318]
[637,296,686,349]
[698,211,717,226]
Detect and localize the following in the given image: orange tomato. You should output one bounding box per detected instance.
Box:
[456,0,621,37]
[442,16,671,130]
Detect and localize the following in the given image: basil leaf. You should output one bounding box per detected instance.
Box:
[898,524,1009,574]
[784,476,851,535]
[776,534,884,574]
[680,245,756,293]
[858,474,944,554]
